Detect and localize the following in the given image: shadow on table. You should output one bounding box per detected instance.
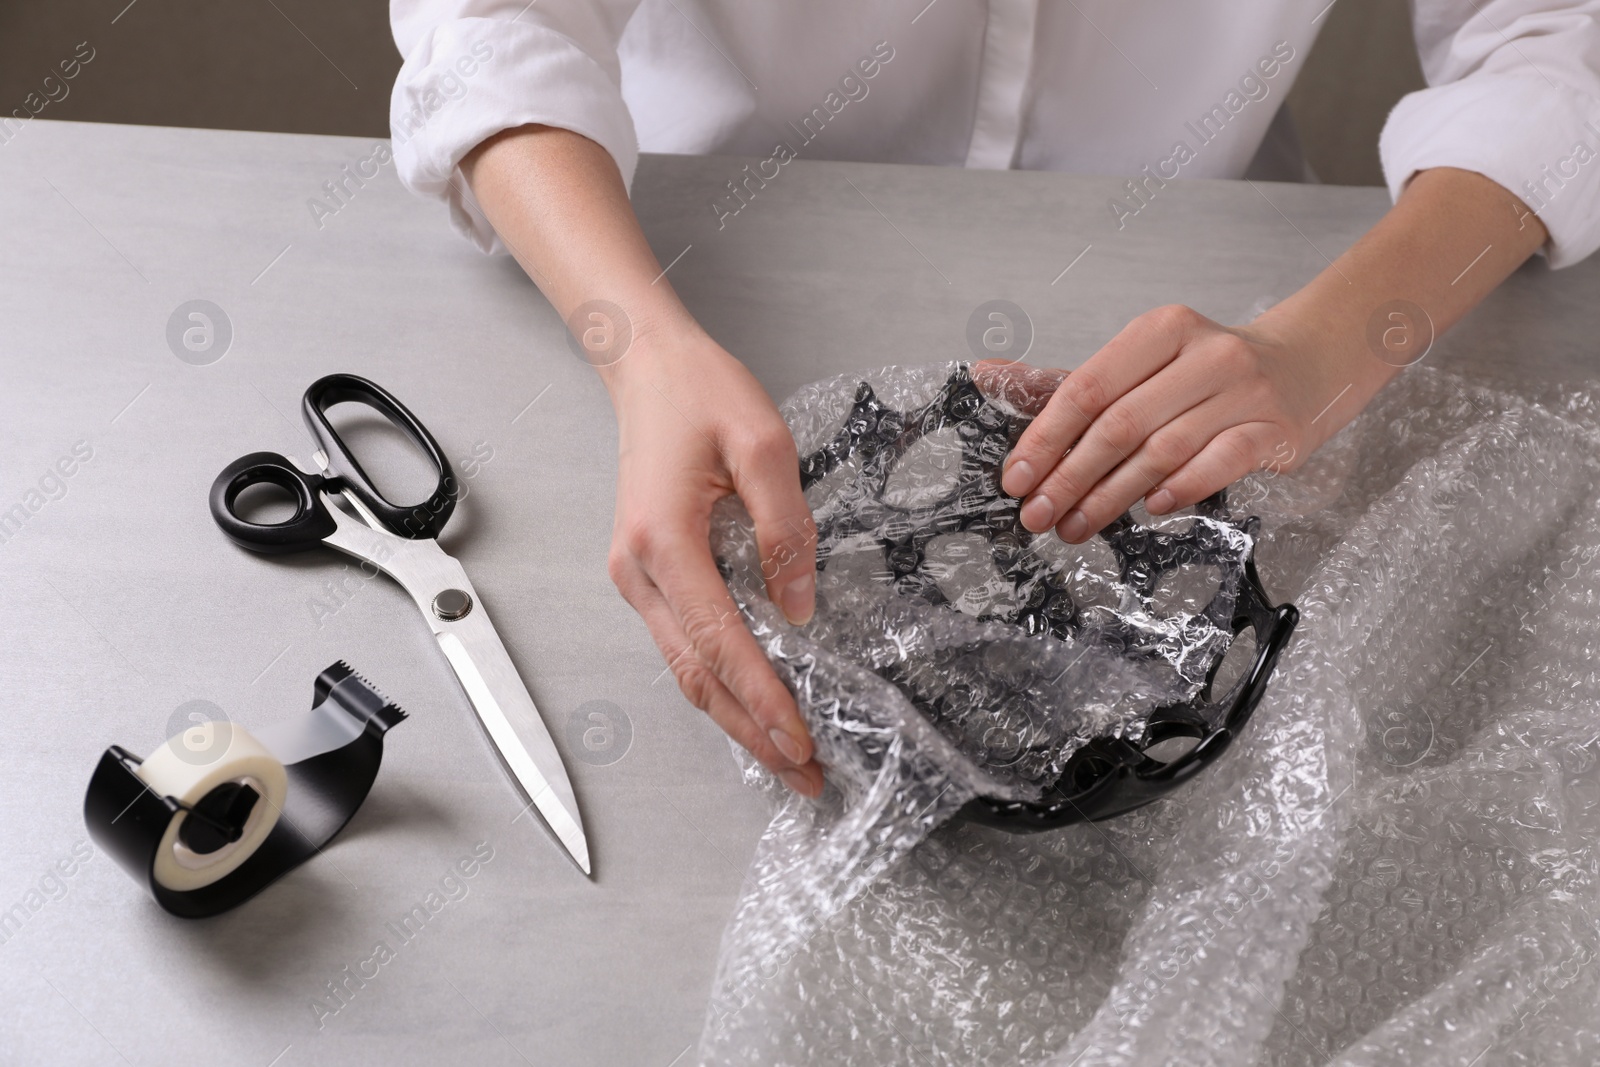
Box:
[142,781,460,987]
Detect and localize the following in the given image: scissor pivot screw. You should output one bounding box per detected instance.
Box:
[432,589,473,621]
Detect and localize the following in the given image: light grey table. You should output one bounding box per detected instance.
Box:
[1,119,1595,1067]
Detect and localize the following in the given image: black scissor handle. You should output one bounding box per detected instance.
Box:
[209,451,338,554]
[301,374,457,540]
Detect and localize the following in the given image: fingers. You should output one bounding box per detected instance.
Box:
[971,359,1067,416]
[728,424,818,627]
[610,553,824,795]
[1001,305,1201,502]
[633,523,818,770]
[1048,397,1228,541]
[1026,351,1231,537]
[1148,423,1283,516]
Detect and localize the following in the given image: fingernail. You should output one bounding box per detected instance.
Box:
[1001,459,1034,497]
[1147,489,1176,514]
[778,768,814,796]
[780,571,815,626]
[1020,494,1055,531]
[769,727,806,765]
[1060,510,1089,542]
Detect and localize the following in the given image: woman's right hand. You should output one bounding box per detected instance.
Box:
[459,124,822,795]
[603,329,825,797]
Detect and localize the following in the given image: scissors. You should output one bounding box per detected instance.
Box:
[208,373,590,875]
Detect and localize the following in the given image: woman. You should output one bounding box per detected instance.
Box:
[389,0,1600,797]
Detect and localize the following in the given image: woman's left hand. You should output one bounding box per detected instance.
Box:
[983,303,1386,541]
[989,167,1556,543]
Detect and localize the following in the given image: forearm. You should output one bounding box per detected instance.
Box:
[1253,167,1548,428]
[459,124,703,390]
[461,125,824,791]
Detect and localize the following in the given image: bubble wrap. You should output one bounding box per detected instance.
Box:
[699,362,1600,1067]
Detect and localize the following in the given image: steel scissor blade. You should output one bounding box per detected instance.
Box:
[435,618,590,875]
[317,498,590,874]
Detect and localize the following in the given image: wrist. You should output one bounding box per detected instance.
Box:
[1239,289,1401,454]
[573,291,699,386]
[1249,285,1401,393]
[595,312,719,408]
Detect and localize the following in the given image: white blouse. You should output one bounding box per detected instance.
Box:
[389,0,1600,267]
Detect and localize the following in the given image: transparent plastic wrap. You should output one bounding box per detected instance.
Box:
[698,360,1600,1066]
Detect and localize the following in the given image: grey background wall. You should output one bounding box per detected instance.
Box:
[0,0,1424,186]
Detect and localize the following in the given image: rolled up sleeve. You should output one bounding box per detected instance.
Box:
[1381,0,1600,268]
[390,0,643,253]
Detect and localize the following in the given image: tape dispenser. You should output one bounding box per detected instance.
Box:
[84,661,405,918]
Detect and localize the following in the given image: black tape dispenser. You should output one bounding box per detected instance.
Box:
[84,661,405,918]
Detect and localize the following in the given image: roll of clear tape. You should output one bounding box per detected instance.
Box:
[134,722,289,891]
